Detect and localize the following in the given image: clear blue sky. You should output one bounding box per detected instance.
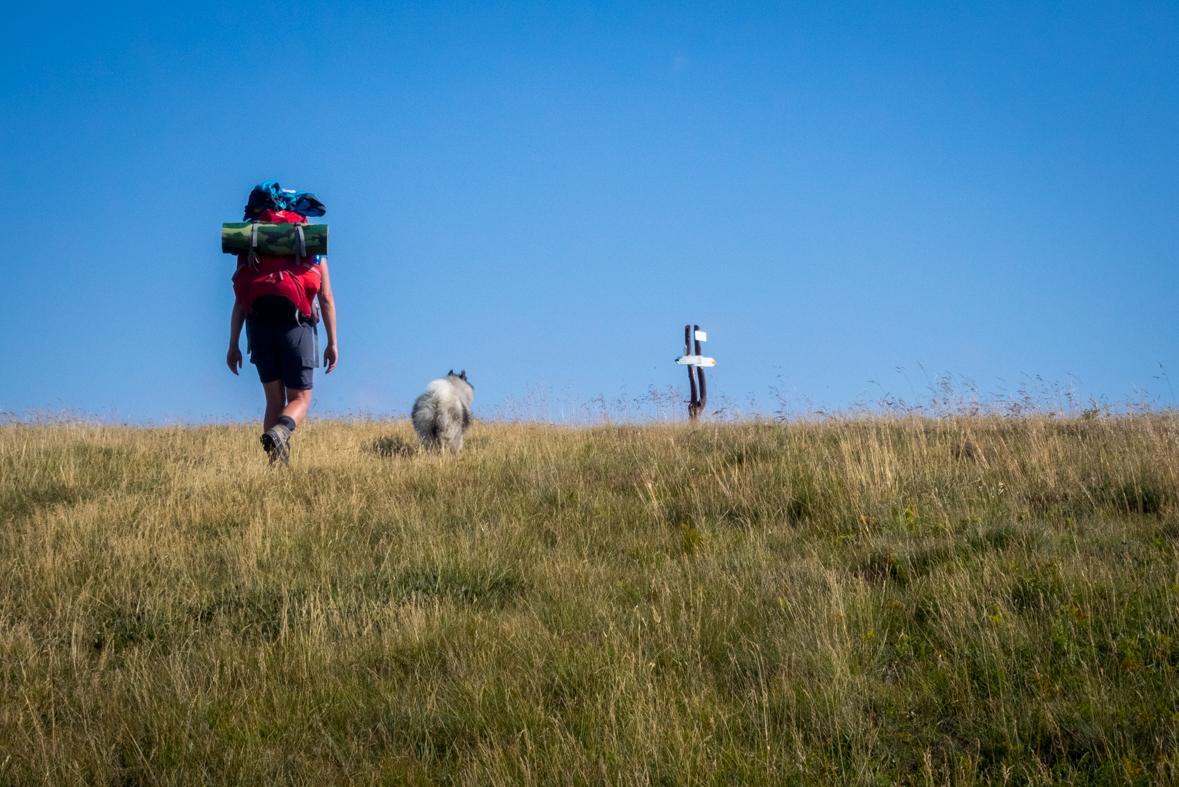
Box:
[3,1,1177,421]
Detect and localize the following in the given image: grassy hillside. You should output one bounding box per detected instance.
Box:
[1,416,1177,785]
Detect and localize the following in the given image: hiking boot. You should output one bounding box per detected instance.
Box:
[261,423,292,466]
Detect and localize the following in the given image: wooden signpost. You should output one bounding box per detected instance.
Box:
[676,325,714,422]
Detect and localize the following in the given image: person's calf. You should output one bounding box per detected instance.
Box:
[262,379,289,431]
[282,387,313,426]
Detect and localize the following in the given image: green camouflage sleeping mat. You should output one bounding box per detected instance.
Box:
[222,222,328,256]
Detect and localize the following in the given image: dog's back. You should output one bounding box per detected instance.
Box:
[412,370,474,452]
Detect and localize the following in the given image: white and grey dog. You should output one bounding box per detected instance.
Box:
[411,370,474,452]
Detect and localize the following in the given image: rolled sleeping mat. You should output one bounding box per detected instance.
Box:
[222,222,328,256]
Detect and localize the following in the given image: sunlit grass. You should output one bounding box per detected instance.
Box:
[1,415,1177,785]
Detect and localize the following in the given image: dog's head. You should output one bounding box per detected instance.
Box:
[447,369,473,390]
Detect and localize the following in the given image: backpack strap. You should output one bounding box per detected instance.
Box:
[311,299,320,367]
[293,225,306,269]
[294,300,320,368]
[248,221,260,268]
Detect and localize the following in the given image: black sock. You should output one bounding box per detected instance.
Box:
[278,415,296,432]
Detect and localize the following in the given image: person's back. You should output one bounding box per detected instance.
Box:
[226,184,338,465]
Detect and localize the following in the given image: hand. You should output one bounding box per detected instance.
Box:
[323,344,338,374]
[227,346,242,375]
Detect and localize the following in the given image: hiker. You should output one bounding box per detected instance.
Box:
[225,182,338,465]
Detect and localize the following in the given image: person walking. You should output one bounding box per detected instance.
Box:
[225,183,338,465]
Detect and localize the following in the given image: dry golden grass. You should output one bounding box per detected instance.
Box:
[1,415,1177,785]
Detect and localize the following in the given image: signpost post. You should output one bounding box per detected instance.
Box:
[677,325,714,422]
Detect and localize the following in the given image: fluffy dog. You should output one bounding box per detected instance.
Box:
[412,370,474,452]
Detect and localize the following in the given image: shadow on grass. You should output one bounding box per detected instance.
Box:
[369,435,419,458]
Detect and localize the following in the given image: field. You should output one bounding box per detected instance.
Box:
[1,414,1177,785]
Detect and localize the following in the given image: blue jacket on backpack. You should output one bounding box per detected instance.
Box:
[244,181,326,220]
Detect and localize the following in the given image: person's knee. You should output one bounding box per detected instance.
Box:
[263,381,287,407]
[287,387,313,405]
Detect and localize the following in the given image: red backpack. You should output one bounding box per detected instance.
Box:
[231,208,322,321]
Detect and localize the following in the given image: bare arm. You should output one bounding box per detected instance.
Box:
[227,299,245,375]
[318,260,338,373]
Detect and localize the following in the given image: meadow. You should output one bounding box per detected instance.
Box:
[0,413,1176,785]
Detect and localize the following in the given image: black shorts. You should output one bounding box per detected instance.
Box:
[246,319,315,390]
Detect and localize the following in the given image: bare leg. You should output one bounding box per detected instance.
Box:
[262,381,286,431]
[262,382,313,431]
[283,387,313,425]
